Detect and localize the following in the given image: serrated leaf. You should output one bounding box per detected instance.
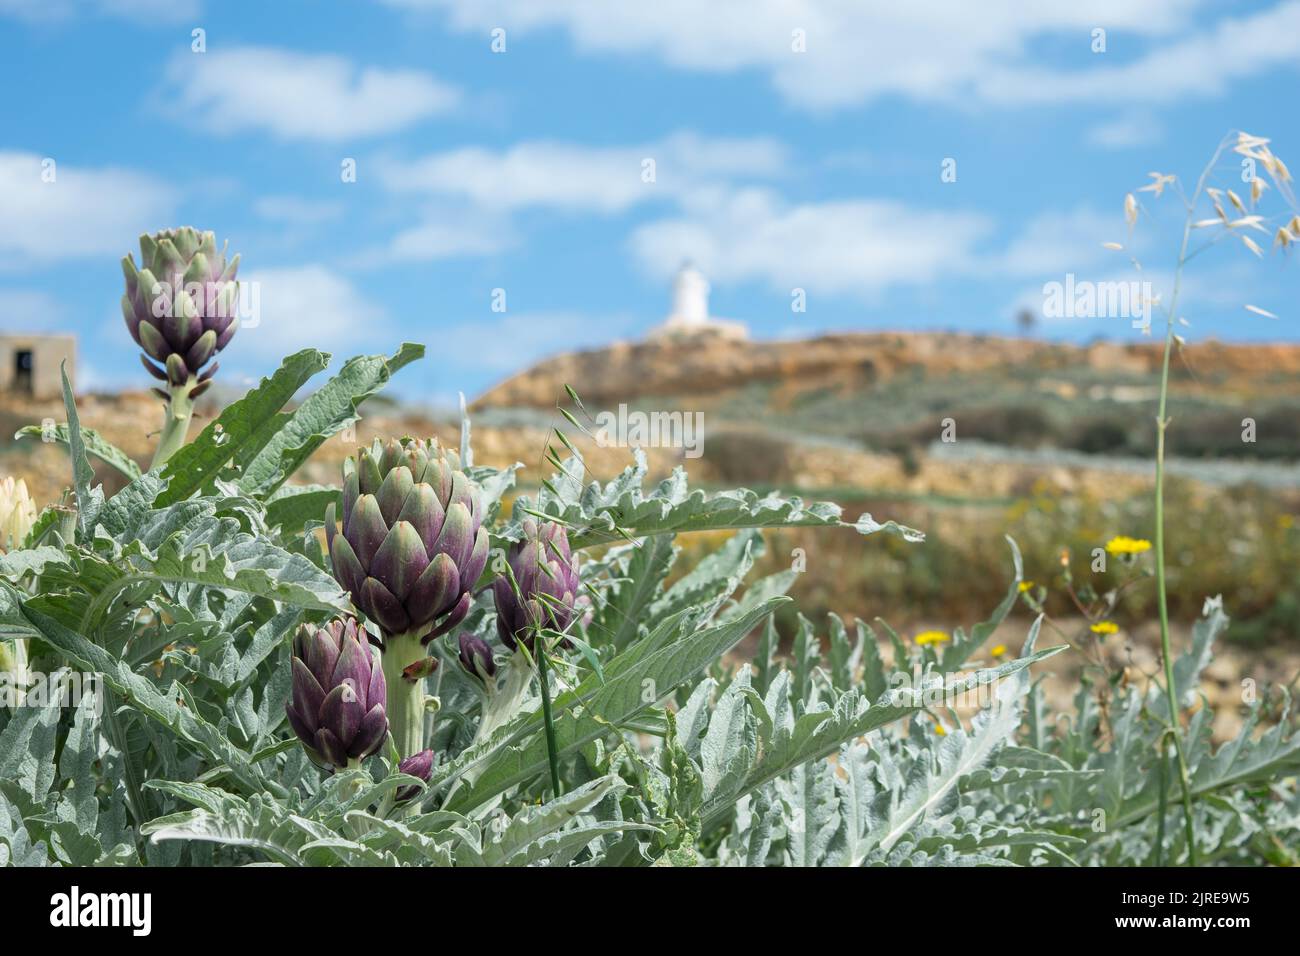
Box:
[939,536,1022,671]
[236,343,423,498]
[525,447,921,549]
[441,599,787,812]
[155,349,330,506]
[58,362,103,539]
[264,484,339,536]
[700,643,1066,825]
[588,534,676,649]
[7,594,267,792]
[15,423,142,481]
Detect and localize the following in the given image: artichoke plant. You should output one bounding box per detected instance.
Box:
[326,437,489,758]
[0,476,36,554]
[493,519,580,652]
[121,227,240,468]
[286,619,388,770]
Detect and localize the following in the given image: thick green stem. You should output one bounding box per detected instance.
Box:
[150,379,196,470]
[381,631,428,760]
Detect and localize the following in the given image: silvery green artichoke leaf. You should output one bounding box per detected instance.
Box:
[14,422,142,482]
[518,447,923,548]
[264,484,340,537]
[697,636,1066,828]
[938,537,1023,673]
[141,783,346,866]
[58,364,103,541]
[585,532,677,650]
[0,791,51,867]
[7,595,268,793]
[476,775,655,867]
[155,348,330,506]
[440,599,786,813]
[237,343,424,498]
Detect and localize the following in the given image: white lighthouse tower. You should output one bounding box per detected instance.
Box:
[648,262,748,341]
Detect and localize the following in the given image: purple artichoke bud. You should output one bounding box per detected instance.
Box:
[121,227,240,398]
[286,619,388,770]
[493,519,580,652]
[457,632,497,682]
[396,749,434,802]
[326,438,489,644]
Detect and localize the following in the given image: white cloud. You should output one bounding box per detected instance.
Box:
[377,132,786,212]
[234,266,390,361]
[0,151,175,266]
[975,2,1300,105]
[372,132,788,266]
[1086,114,1165,150]
[163,46,459,142]
[382,0,1231,109]
[630,188,991,298]
[382,217,513,262]
[253,196,345,226]
[0,289,66,332]
[993,206,1126,278]
[440,311,637,375]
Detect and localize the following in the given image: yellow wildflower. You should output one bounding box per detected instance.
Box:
[1090,621,1119,635]
[933,724,947,737]
[1018,581,1034,593]
[914,630,950,646]
[990,644,1007,657]
[1105,536,1151,556]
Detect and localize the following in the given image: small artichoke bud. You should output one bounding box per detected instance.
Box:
[492,519,580,652]
[286,619,388,770]
[122,227,240,398]
[457,632,497,682]
[326,438,489,643]
[396,749,434,802]
[0,477,37,553]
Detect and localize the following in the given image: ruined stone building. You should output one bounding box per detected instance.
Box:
[0,334,76,400]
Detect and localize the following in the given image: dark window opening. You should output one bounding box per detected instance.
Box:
[14,349,33,394]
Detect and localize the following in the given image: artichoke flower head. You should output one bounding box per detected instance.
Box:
[286,619,388,770]
[327,437,489,644]
[121,227,240,400]
[493,518,580,652]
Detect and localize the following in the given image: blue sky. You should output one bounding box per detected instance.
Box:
[1,0,1298,404]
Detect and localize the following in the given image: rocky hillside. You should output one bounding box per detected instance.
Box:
[473,332,1300,411]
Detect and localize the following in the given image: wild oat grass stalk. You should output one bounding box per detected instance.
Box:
[1123,131,1296,865]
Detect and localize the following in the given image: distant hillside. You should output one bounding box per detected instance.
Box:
[473,332,1300,412]
[470,332,1300,469]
